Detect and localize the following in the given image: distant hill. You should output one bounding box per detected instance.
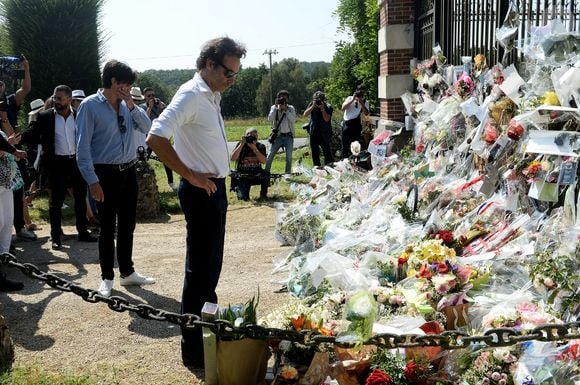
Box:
[141,69,195,93]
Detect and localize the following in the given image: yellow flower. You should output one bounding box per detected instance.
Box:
[542,91,560,106]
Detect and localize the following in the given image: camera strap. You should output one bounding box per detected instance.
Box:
[273,111,286,132]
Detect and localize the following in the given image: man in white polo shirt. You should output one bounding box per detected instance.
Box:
[146,36,246,370]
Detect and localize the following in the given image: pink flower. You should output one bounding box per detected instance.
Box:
[455,266,472,284]
[516,302,539,313]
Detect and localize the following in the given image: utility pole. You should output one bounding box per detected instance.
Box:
[263,49,278,106]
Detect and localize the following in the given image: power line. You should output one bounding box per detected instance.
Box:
[121,41,337,62]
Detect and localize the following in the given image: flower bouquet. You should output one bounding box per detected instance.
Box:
[216,294,270,385]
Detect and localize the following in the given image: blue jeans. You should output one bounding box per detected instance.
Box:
[265,134,293,174]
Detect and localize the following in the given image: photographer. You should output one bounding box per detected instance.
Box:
[340,85,369,158]
[265,90,296,178]
[141,87,166,120]
[303,90,333,166]
[230,127,268,201]
[141,87,175,189]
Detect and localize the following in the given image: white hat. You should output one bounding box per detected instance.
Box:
[130,87,145,101]
[28,98,44,115]
[72,89,86,100]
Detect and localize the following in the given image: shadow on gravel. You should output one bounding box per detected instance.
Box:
[124,286,182,339]
[1,234,99,352]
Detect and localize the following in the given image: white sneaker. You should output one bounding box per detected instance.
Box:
[98,279,114,297]
[120,271,155,286]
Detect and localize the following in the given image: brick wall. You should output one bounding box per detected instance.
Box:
[383,49,414,75]
[378,0,415,122]
[385,0,415,24]
[380,98,405,122]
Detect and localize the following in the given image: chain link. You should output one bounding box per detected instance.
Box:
[2,253,579,350]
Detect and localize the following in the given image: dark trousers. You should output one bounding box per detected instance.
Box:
[341,118,363,158]
[309,128,333,166]
[48,156,88,241]
[94,165,138,280]
[178,177,227,362]
[234,174,268,200]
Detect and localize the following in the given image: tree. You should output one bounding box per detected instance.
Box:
[255,58,316,115]
[0,0,105,108]
[134,72,173,105]
[326,0,378,111]
[221,65,267,118]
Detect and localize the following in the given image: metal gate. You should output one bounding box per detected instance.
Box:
[415,0,580,64]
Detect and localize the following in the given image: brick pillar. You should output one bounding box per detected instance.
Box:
[378,0,415,125]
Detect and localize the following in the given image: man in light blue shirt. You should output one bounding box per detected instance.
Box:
[76,59,154,298]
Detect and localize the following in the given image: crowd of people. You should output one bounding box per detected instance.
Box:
[0,36,373,372]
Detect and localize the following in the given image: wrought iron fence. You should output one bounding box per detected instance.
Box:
[415,0,580,64]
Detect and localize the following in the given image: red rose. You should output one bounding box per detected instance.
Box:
[404,361,418,382]
[398,257,408,266]
[435,230,454,245]
[437,262,448,273]
[366,368,391,385]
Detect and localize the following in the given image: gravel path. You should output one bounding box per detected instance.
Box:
[1,204,291,384]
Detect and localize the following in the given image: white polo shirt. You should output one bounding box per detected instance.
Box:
[149,73,230,178]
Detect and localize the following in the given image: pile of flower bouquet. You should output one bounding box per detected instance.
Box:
[263,19,579,385]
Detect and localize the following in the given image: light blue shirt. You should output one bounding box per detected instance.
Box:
[76,89,151,185]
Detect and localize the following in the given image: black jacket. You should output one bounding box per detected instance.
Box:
[22,108,77,167]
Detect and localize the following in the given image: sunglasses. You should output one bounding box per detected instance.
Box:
[217,61,238,78]
[145,94,155,98]
[117,115,126,134]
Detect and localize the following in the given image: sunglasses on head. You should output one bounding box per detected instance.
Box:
[117,115,126,134]
[216,61,238,78]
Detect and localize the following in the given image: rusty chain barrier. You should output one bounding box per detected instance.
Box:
[2,252,579,350]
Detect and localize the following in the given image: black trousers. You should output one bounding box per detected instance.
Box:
[178,177,227,362]
[341,118,363,158]
[309,128,333,166]
[48,156,88,242]
[94,165,138,280]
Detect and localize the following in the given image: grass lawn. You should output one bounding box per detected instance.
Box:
[27,118,313,225]
[225,116,310,142]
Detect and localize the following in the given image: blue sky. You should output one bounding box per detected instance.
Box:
[101,0,349,71]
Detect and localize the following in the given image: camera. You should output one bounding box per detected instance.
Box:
[354,91,362,97]
[276,96,286,105]
[154,98,160,105]
[245,134,256,144]
[315,99,322,106]
[0,56,24,80]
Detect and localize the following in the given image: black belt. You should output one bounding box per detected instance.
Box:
[95,159,138,172]
[55,154,76,159]
[280,132,292,136]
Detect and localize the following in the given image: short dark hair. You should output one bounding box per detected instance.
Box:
[196,37,246,71]
[102,60,137,88]
[53,85,72,96]
[142,87,154,94]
